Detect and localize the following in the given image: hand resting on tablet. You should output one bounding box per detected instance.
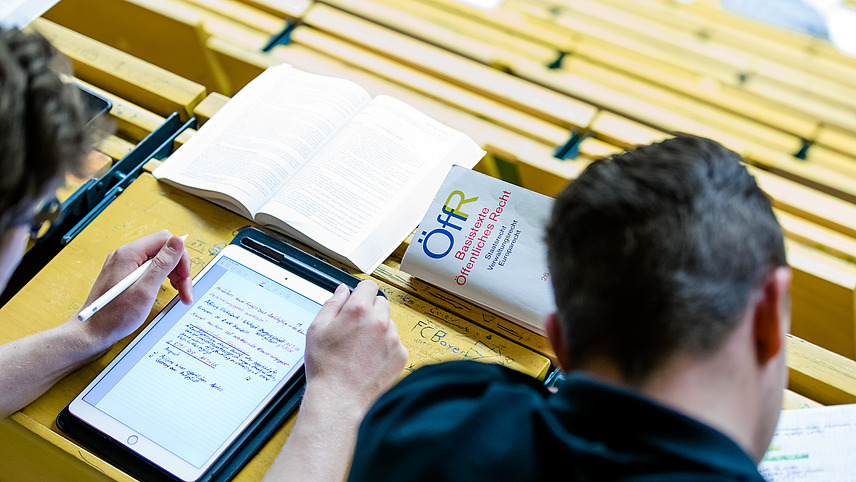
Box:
[264,279,408,481]
[0,230,192,418]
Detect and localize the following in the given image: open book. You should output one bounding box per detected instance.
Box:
[153,64,485,273]
[400,166,555,333]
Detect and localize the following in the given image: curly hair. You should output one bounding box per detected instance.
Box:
[0,27,89,233]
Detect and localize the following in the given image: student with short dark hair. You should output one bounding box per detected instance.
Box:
[348,135,791,481]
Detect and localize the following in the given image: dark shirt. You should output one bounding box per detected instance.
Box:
[349,361,765,481]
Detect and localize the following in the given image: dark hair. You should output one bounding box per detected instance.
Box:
[546,135,787,383]
[0,27,89,233]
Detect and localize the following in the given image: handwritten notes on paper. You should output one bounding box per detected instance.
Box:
[759,404,856,481]
[90,259,320,467]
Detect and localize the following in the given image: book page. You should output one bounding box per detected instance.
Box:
[758,404,856,481]
[153,65,371,217]
[257,95,485,272]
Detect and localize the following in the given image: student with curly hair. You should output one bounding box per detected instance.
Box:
[0,32,406,481]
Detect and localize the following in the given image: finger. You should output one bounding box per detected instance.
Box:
[113,230,173,265]
[338,280,380,323]
[315,283,350,323]
[349,279,379,302]
[136,235,185,291]
[167,240,193,304]
[371,293,391,323]
[176,276,193,305]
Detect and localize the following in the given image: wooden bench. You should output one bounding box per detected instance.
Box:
[72,79,194,147]
[43,0,229,94]
[776,209,856,265]
[788,334,856,405]
[300,4,598,132]
[373,0,825,146]
[509,0,856,112]
[235,0,310,21]
[28,18,206,121]
[675,0,856,73]
[297,4,856,206]
[317,0,559,70]
[787,240,856,360]
[492,0,856,155]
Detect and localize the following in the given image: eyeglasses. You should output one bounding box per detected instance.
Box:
[28,196,62,241]
[7,196,63,241]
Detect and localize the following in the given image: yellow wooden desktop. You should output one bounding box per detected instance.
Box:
[0,173,550,481]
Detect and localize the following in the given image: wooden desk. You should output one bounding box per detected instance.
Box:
[0,174,550,481]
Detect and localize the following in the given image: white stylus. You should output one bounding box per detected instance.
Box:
[77,234,188,321]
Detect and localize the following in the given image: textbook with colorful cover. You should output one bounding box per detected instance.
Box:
[153,64,485,273]
[400,166,555,334]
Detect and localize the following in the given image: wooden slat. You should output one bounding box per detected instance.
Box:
[235,0,310,20]
[179,0,283,35]
[318,0,558,69]
[29,18,206,120]
[787,240,856,360]
[776,209,856,265]
[814,126,856,161]
[300,5,598,131]
[782,389,822,409]
[788,334,856,405]
[43,0,229,94]
[289,27,571,148]
[193,92,231,126]
[750,166,856,240]
[72,79,194,146]
[95,136,136,162]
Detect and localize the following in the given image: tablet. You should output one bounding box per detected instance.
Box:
[64,243,333,481]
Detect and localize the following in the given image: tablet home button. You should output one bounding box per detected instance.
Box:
[127,435,139,445]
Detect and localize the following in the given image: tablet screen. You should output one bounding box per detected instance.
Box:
[69,245,331,480]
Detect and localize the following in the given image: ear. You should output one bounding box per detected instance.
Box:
[753,266,792,365]
[546,312,573,372]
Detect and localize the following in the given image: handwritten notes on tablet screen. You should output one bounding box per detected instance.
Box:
[83,256,320,468]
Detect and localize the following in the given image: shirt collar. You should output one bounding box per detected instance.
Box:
[551,373,763,479]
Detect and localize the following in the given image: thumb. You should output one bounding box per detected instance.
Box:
[137,236,185,290]
[315,284,350,323]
